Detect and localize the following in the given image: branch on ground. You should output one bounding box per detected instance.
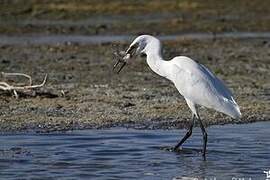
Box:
[0,72,47,98]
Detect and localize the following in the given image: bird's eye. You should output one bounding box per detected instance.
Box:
[140,53,146,58]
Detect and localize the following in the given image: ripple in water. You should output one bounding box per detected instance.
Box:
[0,121,269,179]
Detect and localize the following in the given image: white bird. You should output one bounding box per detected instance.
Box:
[113,35,241,159]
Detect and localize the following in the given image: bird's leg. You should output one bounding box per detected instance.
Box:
[173,114,195,151]
[197,115,208,159]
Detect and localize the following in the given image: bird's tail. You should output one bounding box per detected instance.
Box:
[220,98,241,119]
[230,103,241,119]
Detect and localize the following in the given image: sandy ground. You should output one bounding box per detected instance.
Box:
[0,0,269,132]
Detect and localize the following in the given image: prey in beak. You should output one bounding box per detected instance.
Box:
[113,44,136,74]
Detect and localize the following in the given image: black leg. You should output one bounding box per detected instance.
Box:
[174,114,195,151]
[197,115,208,159]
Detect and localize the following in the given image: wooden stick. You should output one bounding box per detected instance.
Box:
[2,72,32,85]
[0,73,47,98]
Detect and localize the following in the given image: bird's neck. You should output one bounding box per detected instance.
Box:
[146,51,170,79]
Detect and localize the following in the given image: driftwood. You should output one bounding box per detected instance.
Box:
[0,72,47,98]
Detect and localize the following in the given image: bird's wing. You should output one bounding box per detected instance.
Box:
[169,56,241,118]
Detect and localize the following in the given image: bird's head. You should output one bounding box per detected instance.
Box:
[125,35,151,57]
[113,35,160,73]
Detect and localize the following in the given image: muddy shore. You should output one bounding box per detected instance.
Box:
[0,38,269,132]
[0,0,269,132]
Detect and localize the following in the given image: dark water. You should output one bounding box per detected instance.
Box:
[1,32,270,45]
[0,122,269,179]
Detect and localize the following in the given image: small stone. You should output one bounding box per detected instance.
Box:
[122,102,135,108]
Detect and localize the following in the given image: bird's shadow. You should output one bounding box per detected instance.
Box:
[159,145,238,160]
[159,146,202,155]
[159,146,208,161]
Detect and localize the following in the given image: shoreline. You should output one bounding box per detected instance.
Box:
[0,120,269,134]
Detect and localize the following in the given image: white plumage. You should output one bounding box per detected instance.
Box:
[121,35,241,158]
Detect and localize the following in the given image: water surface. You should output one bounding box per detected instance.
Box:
[0,122,269,179]
[1,32,270,45]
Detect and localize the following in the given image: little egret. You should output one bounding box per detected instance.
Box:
[113,35,241,158]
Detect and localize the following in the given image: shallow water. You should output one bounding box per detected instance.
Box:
[0,121,269,179]
[1,32,270,45]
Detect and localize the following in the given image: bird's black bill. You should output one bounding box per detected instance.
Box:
[113,52,127,74]
[125,43,138,57]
